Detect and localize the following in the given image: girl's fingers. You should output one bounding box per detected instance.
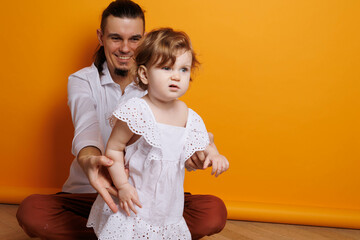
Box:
[203,157,211,169]
[225,158,229,170]
[211,160,218,175]
[128,201,137,215]
[216,164,222,177]
[220,160,226,174]
[216,164,223,177]
[132,196,142,208]
[217,158,228,176]
[123,202,130,216]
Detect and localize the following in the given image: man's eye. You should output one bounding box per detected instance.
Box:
[131,38,141,42]
[111,37,120,40]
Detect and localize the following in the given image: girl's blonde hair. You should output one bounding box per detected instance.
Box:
[134,28,200,90]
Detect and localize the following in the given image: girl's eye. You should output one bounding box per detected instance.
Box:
[162,66,171,70]
[181,68,189,72]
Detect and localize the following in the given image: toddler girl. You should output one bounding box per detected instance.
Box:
[87,28,228,239]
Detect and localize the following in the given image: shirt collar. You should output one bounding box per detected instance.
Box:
[100,62,115,86]
[99,62,144,91]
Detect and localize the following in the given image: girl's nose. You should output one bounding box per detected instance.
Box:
[171,71,180,81]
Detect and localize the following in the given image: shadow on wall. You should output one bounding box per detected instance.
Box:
[44,35,99,189]
[47,98,74,188]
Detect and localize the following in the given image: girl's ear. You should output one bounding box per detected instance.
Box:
[97,29,104,46]
[138,65,149,85]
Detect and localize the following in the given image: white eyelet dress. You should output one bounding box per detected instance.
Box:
[87,98,210,240]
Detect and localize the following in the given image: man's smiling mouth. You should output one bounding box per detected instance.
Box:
[114,54,131,60]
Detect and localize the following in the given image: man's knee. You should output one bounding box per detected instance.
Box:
[17,194,48,237]
[199,195,227,234]
[185,194,227,239]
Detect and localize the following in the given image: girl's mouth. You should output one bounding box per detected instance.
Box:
[169,84,179,89]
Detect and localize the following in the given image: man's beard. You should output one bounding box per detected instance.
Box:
[114,68,128,77]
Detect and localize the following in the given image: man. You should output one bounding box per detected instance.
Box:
[16,1,228,239]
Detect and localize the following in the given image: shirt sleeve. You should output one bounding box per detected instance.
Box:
[67,74,105,157]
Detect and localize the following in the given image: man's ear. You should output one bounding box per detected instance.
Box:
[138,65,149,85]
[97,29,104,46]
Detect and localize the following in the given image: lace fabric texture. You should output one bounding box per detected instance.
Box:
[87,202,191,240]
[183,110,210,161]
[111,98,161,148]
[111,98,210,163]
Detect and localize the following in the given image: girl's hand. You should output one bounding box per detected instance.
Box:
[203,145,229,177]
[117,183,142,216]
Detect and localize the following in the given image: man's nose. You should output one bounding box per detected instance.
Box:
[119,41,130,53]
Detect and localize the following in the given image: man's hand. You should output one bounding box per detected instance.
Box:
[185,151,207,171]
[77,147,118,212]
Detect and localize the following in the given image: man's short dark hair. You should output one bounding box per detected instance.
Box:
[94,0,145,75]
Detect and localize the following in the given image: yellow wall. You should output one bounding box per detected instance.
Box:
[1,0,360,228]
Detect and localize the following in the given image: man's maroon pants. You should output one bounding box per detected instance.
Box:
[16,192,227,240]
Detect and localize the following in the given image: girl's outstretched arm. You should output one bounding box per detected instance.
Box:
[105,120,142,216]
[185,132,229,175]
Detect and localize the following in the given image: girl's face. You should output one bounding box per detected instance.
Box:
[144,51,192,102]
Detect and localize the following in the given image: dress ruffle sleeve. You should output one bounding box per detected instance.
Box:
[110,98,161,148]
[110,98,210,165]
[183,109,210,162]
[110,98,162,165]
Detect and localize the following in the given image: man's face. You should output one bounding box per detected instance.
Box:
[98,16,144,77]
